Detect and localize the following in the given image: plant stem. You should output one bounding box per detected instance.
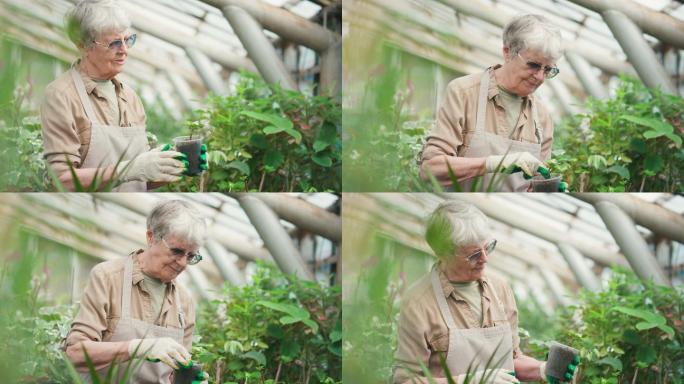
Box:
[274,360,282,384]
[631,367,638,384]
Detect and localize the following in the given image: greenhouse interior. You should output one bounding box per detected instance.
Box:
[342,193,684,383]
[342,0,684,192]
[0,193,341,383]
[0,0,342,192]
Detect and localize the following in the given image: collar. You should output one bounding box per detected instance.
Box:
[487,64,535,106]
[436,262,491,303]
[131,249,177,290]
[73,59,128,102]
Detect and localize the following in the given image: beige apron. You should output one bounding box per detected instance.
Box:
[82,255,186,383]
[70,69,148,192]
[430,269,515,377]
[458,68,542,192]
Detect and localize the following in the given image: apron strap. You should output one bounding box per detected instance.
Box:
[474,69,491,135]
[532,98,542,144]
[70,68,99,124]
[174,285,185,328]
[122,255,134,320]
[431,269,457,330]
[486,279,508,321]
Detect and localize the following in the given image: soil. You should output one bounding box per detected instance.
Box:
[174,136,202,176]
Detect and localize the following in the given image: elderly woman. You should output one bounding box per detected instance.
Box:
[393,200,578,384]
[40,0,204,191]
[420,15,562,191]
[65,200,208,383]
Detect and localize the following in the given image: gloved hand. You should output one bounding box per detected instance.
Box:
[128,337,191,370]
[485,152,544,177]
[199,144,208,172]
[192,370,208,384]
[119,146,187,183]
[454,368,519,384]
[540,356,580,383]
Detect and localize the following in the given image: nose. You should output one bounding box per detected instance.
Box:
[175,255,188,268]
[479,248,489,263]
[534,69,545,82]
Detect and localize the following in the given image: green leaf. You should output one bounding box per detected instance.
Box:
[596,357,623,371]
[279,339,301,362]
[612,306,666,327]
[263,125,286,135]
[249,134,268,149]
[313,122,338,152]
[241,111,293,131]
[263,150,284,170]
[587,155,607,170]
[242,350,266,366]
[283,127,303,143]
[266,324,284,339]
[635,346,656,365]
[665,132,683,147]
[605,165,629,179]
[622,330,640,345]
[301,318,320,333]
[657,324,675,337]
[635,321,659,331]
[226,160,250,176]
[629,138,647,154]
[312,154,333,167]
[643,155,664,173]
[257,300,309,319]
[620,115,672,133]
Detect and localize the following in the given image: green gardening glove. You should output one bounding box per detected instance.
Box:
[191,369,208,384]
[161,143,189,173]
[512,165,550,180]
[199,144,208,172]
[544,355,580,383]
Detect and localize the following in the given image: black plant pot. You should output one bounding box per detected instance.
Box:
[173,136,203,176]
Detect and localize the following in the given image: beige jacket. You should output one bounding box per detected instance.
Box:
[421,65,554,163]
[40,63,147,175]
[65,251,196,351]
[393,266,522,384]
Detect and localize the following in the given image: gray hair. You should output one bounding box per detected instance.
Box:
[425,200,489,260]
[147,200,206,247]
[66,0,131,48]
[503,14,563,60]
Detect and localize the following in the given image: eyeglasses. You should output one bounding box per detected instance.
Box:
[463,239,497,263]
[93,34,137,50]
[517,54,559,79]
[160,238,202,265]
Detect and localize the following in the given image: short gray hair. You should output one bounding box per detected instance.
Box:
[425,200,489,259]
[147,200,206,247]
[503,14,563,61]
[66,0,131,48]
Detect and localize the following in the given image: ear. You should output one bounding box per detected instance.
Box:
[146,230,154,247]
[502,46,511,62]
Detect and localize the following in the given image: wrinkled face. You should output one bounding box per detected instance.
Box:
[446,239,495,282]
[144,231,199,283]
[83,30,131,79]
[504,48,557,97]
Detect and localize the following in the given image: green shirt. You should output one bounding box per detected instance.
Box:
[450,280,483,326]
[497,85,523,137]
[142,271,167,321]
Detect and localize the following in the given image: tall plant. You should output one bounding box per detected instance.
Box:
[192,263,341,384]
[548,76,684,192]
[198,72,340,192]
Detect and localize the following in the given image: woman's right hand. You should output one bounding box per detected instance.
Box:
[119,147,187,183]
[485,152,543,177]
[455,368,520,384]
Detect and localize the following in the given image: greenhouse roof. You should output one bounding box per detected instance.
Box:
[0,0,338,112]
[343,193,683,308]
[0,193,340,300]
[343,0,684,119]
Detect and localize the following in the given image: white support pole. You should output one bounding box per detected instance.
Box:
[221,5,297,90]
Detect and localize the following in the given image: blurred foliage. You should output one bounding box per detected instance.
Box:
[343,43,429,191]
[549,76,684,192]
[141,98,188,147]
[193,263,341,384]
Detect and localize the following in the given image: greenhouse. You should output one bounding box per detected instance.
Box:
[0,193,341,383]
[342,193,684,383]
[0,0,341,192]
[342,0,684,192]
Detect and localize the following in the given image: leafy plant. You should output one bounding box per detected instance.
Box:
[196,71,341,192]
[548,76,684,192]
[532,268,684,384]
[192,263,341,383]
